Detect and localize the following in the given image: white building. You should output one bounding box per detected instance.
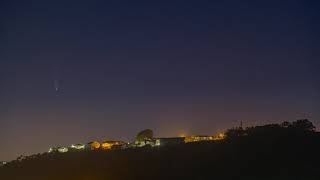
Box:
[0,161,7,167]
[58,147,68,153]
[70,144,86,150]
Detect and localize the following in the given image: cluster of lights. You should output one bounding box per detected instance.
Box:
[184,133,225,143]
[48,140,126,153]
[47,132,226,154]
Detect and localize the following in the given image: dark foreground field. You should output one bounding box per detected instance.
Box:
[1,126,320,180]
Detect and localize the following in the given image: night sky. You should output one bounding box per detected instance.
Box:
[1,0,319,161]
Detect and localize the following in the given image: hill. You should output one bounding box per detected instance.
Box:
[1,121,320,180]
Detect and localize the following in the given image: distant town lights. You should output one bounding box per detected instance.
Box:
[46,131,226,154]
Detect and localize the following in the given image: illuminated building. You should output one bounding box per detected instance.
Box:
[134,137,185,147]
[58,147,68,153]
[216,133,225,140]
[88,141,101,150]
[135,138,155,147]
[48,147,55,153]
[101,141,125,150]
[0,161,7,167]
[154,137,185,146]
[155,139,161,146]
[48,146,69,153]
[184,135,214,143]
[184,133,225,143]
[70,144,86,150]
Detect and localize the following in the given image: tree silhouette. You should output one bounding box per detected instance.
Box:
[281,121,291,128]
[225,127,245,139]
[290,119,315,132]
[136,129,154,141]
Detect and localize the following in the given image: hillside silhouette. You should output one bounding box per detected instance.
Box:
[1,119,320,180]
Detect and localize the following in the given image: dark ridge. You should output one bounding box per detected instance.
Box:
[1,120,320,180]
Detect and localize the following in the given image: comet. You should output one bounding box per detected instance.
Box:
[52,64,61,97]
[54,79,60,96]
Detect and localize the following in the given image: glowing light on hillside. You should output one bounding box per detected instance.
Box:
[101,143,112,150]
[218,133,225,139]
[89,141,101,150]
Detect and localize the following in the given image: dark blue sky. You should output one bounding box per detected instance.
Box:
[0,0,319,161]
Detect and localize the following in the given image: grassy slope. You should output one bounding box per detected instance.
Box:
[1,133,320,180]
